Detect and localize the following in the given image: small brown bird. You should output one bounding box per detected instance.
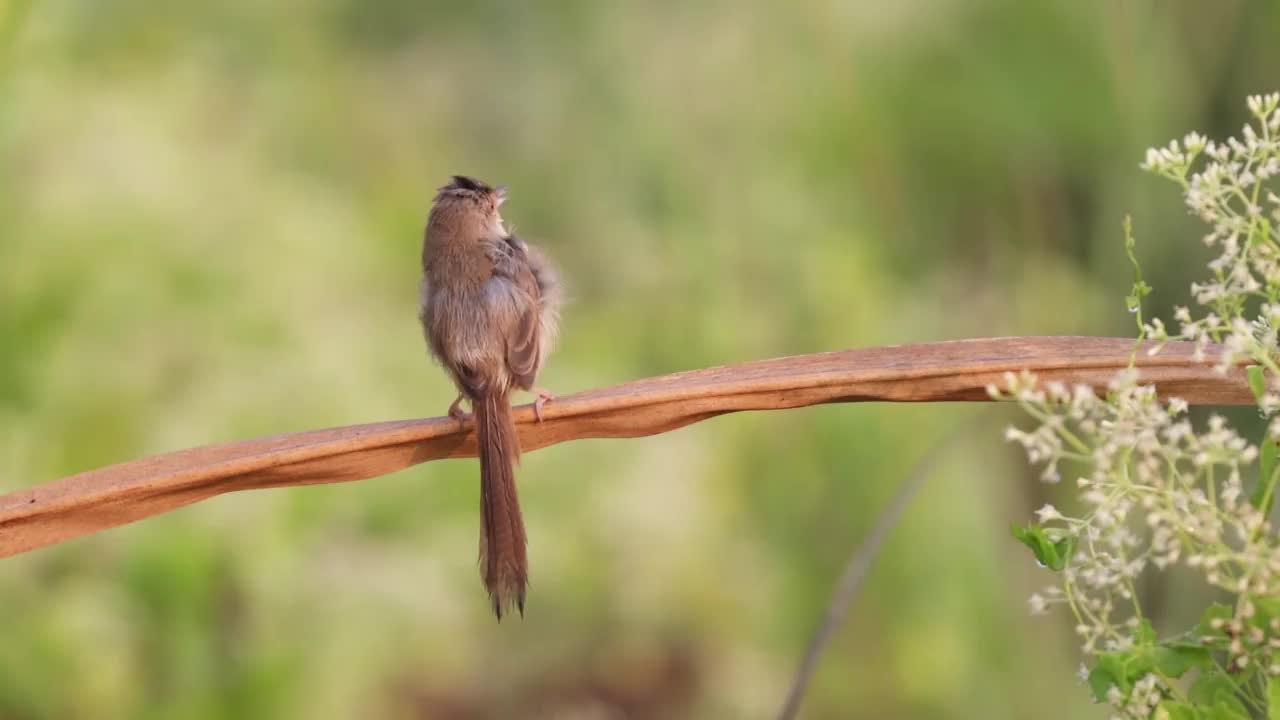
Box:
[419,176,561,619]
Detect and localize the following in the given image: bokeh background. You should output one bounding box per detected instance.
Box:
[2,1,1278,718]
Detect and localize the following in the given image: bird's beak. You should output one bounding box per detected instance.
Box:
[494,185,508,205]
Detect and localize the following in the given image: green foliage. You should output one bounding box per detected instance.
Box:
[1269,676,1280,720]
[1248,366,1268,404]
[1085,620,1206,699]
[1254,428,1280,515]
[1010,523,1075,571]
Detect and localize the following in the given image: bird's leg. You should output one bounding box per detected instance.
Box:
[447,393,471,422]
[531,387,556,423]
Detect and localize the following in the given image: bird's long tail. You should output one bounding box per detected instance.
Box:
[474,388,528,619]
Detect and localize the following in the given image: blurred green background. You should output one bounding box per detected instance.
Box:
[1,1,1278,718]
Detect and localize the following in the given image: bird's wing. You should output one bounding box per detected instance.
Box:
[487,237,543,389]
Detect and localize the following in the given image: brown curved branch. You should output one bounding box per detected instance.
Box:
[0,336,1252,558]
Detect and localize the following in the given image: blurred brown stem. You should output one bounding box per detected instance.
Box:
[0,336,1252,557]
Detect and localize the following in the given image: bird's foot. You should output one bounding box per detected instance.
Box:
[447,394,471,423]
[532,388,556,423]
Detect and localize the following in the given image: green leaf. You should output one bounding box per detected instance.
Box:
[1152,643,1209,678]
[1088,654,1130,702]
[1249,365,1268,403]
[1260,437,1277,497]
[1253,432,1280,514]
[1156,701,1200,720]
[1052,535,1076,571]
[1136,618,1157,645]
[1188,670,1229,704]
[1126,281,1152,313]
[1254,597,1280,633]
[1010,523,1073,571]
[1254,217,1274,248]
[1206,699,1250,720]
[1190,671,1248,717]
[1088,646,1162,703]
[1197,604,1234,639]
[1085,620,1210,702]
[1268,674,1280,720]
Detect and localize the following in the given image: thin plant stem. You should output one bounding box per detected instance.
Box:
[776,415,985,720]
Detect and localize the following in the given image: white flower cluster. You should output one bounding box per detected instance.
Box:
[1140,93,1280,376]
[998,367,1280,717]
[996,372,1272,642]
[1001,94,1280,718]
[1110,674,1163,720]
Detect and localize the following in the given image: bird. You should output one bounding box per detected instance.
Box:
[418,175,561,619]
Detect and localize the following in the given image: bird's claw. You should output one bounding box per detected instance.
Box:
[532,388,556,423]
[447,394,471,423]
